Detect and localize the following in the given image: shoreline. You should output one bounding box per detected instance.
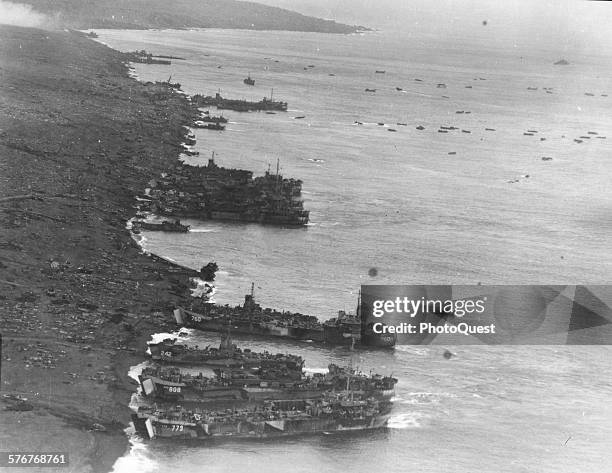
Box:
[0,24,203,472]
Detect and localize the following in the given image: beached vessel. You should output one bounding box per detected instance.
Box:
[148,333,304,370]
[132,395,392,440]
[132,219,189,233]
[174,287,396,348]
[138,363,396,404]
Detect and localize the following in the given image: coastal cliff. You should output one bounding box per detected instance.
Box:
[24,0,369,33]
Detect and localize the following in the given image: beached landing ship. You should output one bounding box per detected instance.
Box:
[192,91,287,112]
[143,156,310,226]
[132,396,393,440]
[174,287,396,348]
[138,363,397,404]
[148,333,304,370]
[132,219,189,233]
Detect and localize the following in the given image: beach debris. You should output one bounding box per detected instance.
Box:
[200,262,219,281]
[443,349,455,359]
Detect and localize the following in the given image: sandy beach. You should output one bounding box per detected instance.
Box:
[0,24,200,472]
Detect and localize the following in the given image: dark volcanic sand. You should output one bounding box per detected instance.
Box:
[0,25,201,472]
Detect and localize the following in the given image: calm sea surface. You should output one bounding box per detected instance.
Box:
[96,20,612,473]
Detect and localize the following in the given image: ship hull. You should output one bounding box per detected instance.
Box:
[140,375,394,404]
[132,413,390,440]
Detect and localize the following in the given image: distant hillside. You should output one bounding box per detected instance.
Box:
[25,0,368,33]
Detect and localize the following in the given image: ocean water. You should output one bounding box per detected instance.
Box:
[96,11,612,473]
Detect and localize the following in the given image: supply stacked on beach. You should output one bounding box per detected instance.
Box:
[139,156,310,226]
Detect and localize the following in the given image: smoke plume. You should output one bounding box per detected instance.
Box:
[0,1,47,27]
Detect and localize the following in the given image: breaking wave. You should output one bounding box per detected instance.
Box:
[387,412,426,429]
[111,426,158,473]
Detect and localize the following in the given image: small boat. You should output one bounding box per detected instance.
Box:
[587,131,598,135]
[387,128,397,132]
[365,88,376,92]
[416,125,425,130]
[202,123,225,131]
[375,70,385,74]
[448,152,457,155]
[541,157,553,161]
[396,123,407,126]
[396,87,403,91]
[243,75,255,86]
[585,92,594,96]
[438,130,448,133]
[265,111,276,115]
[485,128,496,131]
[294,116,306,119]
[523,133,534,136]
[461,130,471,133]
[377,122,385,126]
[574,139,583,143]
[354,121,363,125]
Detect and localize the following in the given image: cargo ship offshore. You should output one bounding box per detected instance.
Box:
[138,363,397,403]
[174,287,397,348]
[192,91,287,112]
[140,155,309,226]
[132,396,392,440]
